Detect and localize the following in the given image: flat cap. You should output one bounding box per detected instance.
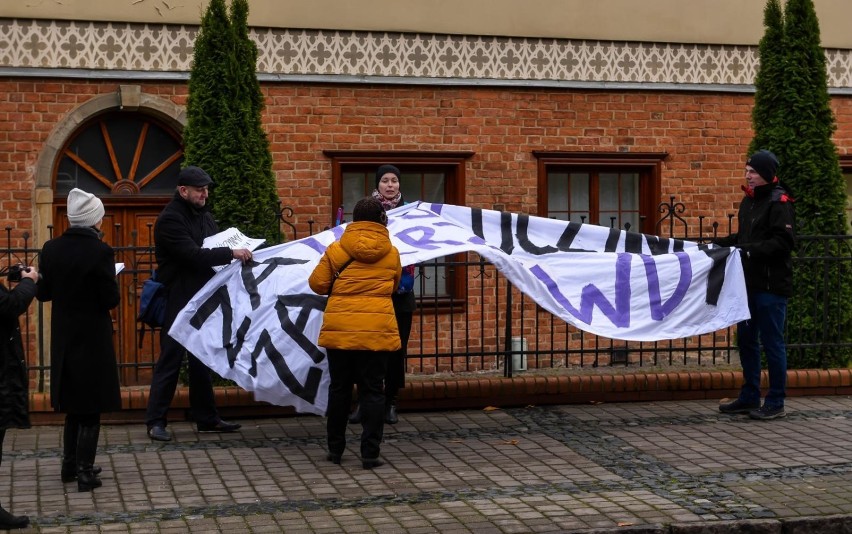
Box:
[178,166,213,187]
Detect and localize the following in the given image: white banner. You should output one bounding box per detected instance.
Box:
[202,227,266,272]
[170,202,748,415]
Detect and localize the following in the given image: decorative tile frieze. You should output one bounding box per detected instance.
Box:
[1,18,850,88]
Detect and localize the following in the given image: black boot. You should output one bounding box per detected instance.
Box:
[76,424,103,492]
[62,460,102,482]
[385,397,398,425]
[0,504,28,530]
[62,423,102,483]
[348,403,362,424]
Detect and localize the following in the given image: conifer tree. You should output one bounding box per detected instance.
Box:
[183,0,281,244]
[779,0,846,234]
[183,0,232,171]
[750,0,852,367]
[748,0,786,155]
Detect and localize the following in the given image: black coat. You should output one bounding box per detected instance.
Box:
[714,182,796,297]
[0,278,37,430]
[36,227,122,414]
[154,193,233,328]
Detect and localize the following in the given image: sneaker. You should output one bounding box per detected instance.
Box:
[749,404,786,420]
[361,458,384,470]
[718,398,760,414]
[147,424,172,442]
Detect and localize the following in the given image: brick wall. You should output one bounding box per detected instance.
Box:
[264,86,832,231]
[4,77,852,380]
[4,79,852,232]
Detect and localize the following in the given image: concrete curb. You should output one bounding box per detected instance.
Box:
[27,368,852,424]
[569,514,852,532]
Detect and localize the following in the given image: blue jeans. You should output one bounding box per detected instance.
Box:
[737,291,788,408]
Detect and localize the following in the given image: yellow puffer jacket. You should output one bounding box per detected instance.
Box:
[308,221,402,352]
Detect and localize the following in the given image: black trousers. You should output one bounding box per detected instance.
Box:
[326,349,388,460]
[145,334,218,428]
[61,412,99,468]
[385,309,413,399]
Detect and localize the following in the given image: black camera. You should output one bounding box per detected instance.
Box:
[7,264,29,282]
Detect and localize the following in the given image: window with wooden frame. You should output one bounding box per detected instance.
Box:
[534,152,665,234]
[324,151,472,303]
[55,111,183,196]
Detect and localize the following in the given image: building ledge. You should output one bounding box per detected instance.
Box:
[27,368,852,425]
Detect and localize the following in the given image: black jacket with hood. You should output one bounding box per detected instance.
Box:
[714,180,796,297]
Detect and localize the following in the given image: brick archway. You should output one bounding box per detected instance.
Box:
[32,86,187,386]
[34,86,186,246]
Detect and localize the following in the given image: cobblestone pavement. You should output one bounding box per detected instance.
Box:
[3,396,852,533]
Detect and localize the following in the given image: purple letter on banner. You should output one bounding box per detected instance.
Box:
[395,225,464,250]
[529,254,632,327]
[642,252,691,320]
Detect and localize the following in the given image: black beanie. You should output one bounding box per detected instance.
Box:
[747,150,779,183]
[375,164,401,189]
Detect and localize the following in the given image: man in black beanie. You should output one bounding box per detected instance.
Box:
[714,149,795,420]
[746,149,778,184]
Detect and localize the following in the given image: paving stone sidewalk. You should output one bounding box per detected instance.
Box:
[3,396,852,533]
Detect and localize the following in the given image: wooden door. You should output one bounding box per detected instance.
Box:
[52,203,167,386]
[51,110,184,386]
[112,206,164,387]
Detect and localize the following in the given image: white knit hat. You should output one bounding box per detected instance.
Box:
[67,188,105,227]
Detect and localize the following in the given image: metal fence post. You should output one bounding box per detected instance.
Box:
[504,278,513,378]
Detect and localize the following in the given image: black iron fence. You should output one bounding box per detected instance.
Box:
[403,233,851,378]
[406,256,739,376]
[7,199,852,392]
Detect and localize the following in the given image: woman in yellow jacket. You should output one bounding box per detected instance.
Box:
[309,197,402,469]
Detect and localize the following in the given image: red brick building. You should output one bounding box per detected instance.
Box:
[2,0,852,384]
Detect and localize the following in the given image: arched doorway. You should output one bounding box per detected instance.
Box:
[51,110,184,386]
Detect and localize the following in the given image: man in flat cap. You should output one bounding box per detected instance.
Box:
[145,166,253,441]
[714,150,796,421]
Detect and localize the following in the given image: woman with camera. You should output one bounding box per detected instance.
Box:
[0,263,39,529]
[37,188,122,492]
